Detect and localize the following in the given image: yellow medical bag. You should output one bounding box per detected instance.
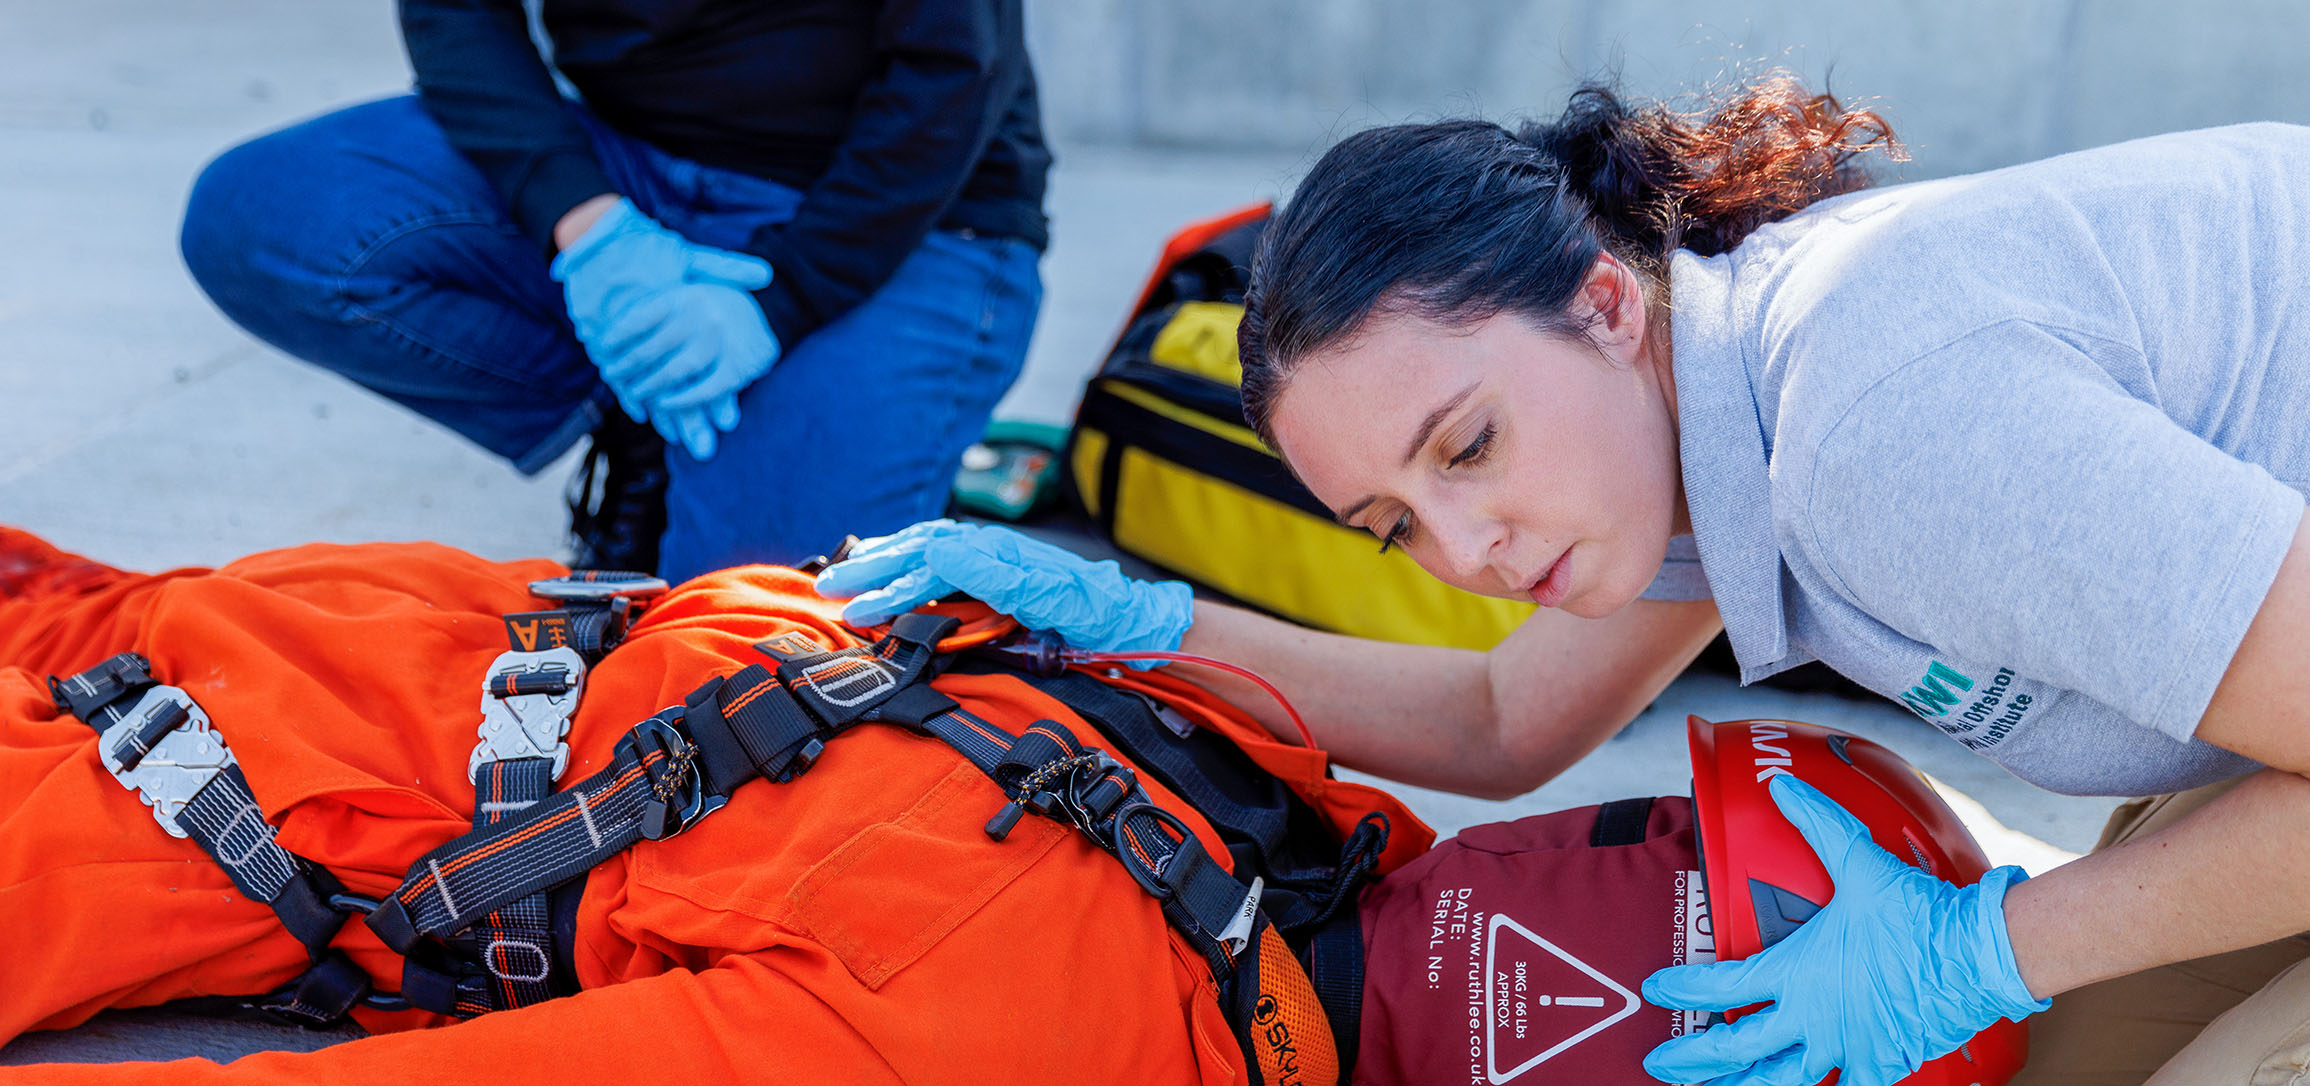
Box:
[1065,205,1535,650]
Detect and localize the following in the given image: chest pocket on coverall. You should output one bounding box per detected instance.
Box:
[630,755,1070,990]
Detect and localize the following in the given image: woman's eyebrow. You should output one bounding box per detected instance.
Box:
[1334,381,1484,525]
[1402,383,1479,466]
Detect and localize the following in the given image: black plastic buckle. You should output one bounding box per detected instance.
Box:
[626,709,714,840]
[48,652,154,723]
[984,788,1067,841]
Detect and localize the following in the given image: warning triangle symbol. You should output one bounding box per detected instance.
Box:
[1484,912,1640,1083]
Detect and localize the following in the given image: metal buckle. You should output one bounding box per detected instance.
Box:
[470,647,587,783]
[1057,751,1133,836]
[1111,802,1197,901]
[96,685,234,838]
[526,574,670,603]
[627,709,721,840]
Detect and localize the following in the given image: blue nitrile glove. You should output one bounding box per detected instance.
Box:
[1640,775,2048,1086]
[550,197,780,461]
[812,520,1195,662]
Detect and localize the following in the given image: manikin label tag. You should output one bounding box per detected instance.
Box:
[1218,876,1263,955]
[1482,913,1641,1082]
[1672,869,1715,1037]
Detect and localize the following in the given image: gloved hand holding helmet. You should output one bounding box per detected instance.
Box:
[1356,717,2037,1086]
[1641,732,2050,1086]
[811,519,1195,659]
[551,196,781,462]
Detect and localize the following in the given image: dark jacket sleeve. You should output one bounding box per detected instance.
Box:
[740,0,1029,347]
[398,0,616,250]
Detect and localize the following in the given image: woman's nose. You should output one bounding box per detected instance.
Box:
[1429,515,1503,585]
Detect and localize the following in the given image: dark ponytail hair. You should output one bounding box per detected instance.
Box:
[1238,74,1899,445]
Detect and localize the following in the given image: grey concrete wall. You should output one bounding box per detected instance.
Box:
[1026,0,2310,177]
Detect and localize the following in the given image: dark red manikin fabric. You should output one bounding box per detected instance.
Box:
[1356,797,1708,1085]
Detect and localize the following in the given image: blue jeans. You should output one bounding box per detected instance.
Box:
[181,96,1042,581]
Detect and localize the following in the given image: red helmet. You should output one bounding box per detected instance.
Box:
[1688,716,2028,1086]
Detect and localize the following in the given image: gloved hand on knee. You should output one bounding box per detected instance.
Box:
[551,197,781,461]
[812,520,1195,660]
[1639,775,2050,1086]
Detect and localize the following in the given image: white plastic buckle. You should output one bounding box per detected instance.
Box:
[96,685,235,839]
[470,646,588,783]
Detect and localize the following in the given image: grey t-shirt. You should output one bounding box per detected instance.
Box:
[1660,123,2310,796]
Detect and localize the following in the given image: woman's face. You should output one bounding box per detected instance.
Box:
[1267,262,1687,619]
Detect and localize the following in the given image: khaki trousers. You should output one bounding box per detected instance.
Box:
[2011,781,2310,1085]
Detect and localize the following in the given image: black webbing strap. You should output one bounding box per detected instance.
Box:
[961,654,1392,1080]
[462,756,558,1014]
[513,568,669,658]
[368,620,908,966]
[48,652,156,722]
[499,607,625,662]
[369,710,693,955]
[756,612,954,727]
[374,616,1255,1009]
[683,665,828,792]
[49,653,372,1027]
[1591,797,1656,847]
[765,625,1266,976]
[454,570,664,1015]
[907,703,1257,976]
[970,658,1391,946]
[255,951,375,1026]
[991,666,1298,873]
[386,620,1257,981]
[177,763,348,952]
[1305,902,1365,1079]
[374,657,875,969]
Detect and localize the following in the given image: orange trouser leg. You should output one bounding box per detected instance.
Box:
[0,671,304,1045]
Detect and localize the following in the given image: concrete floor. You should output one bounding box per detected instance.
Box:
[0,0,2116,1066]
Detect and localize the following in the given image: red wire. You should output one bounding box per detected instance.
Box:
[1066,650,1318,749]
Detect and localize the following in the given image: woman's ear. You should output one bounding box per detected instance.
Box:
[1576,252,1648,359]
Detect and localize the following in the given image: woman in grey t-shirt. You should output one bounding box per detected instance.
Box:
[818,77,2310,1084]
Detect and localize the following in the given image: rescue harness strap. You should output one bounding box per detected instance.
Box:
[754,618,1263,975]
[367,612,1261,984]
[967,661,1382,1076]
[50,653,382,1026]
[997,660,1386,1076]
[456,571,664,1016]
[56,593,1371,1078]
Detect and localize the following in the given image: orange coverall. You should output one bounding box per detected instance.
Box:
[0,528,1425,1083]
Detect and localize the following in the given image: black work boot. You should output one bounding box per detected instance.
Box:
[567,411,669,574]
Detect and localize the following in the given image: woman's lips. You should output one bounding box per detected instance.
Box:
[1529,549,1573,608]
